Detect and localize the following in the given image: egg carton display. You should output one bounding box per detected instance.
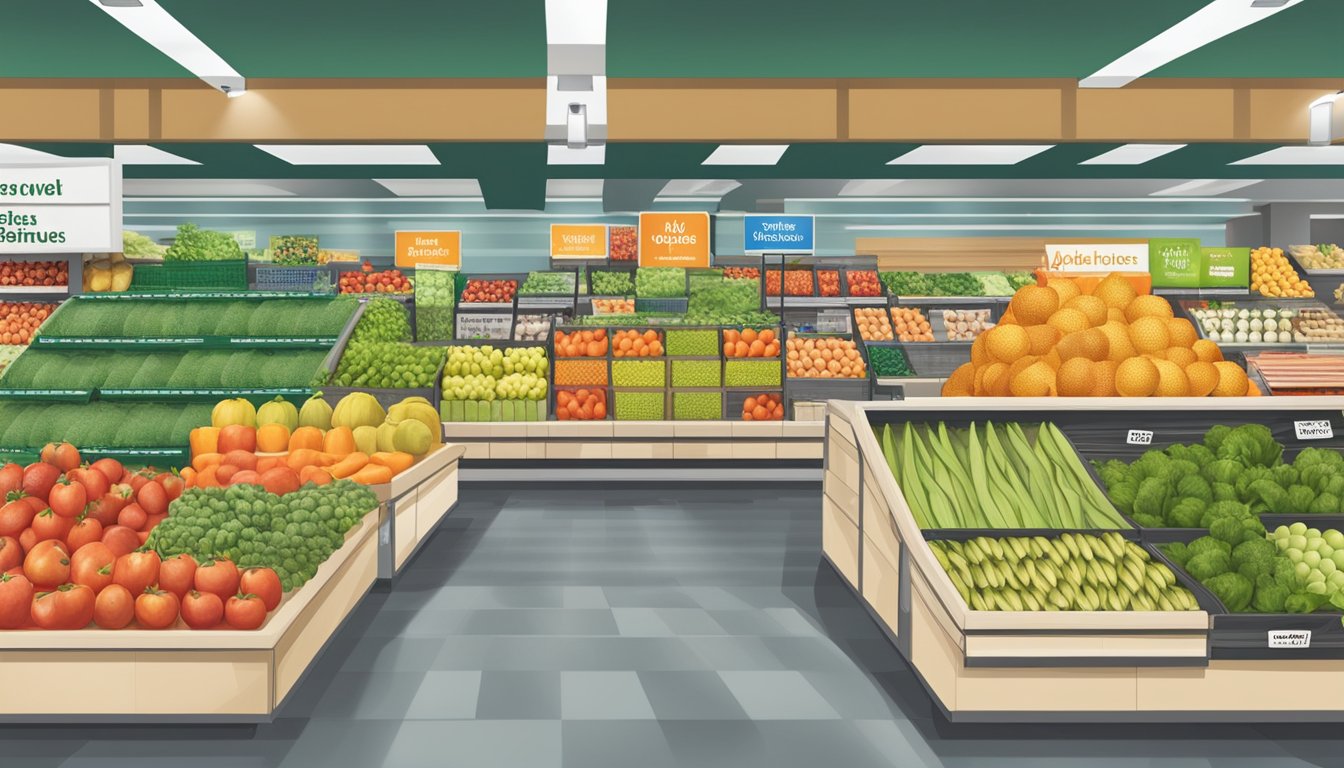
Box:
[1186,302,1344,346]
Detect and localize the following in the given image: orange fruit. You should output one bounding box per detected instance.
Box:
[984,325,1031,363]
[1009,285,1060,326]
[1191,339,1223,363]
[1164,346,1197,368]
[1097,321,1137,362]
[1006,355,1040,383]
[1042,348,1063,370]
[1167,318,1198,347]
[1009,361,1056,397]
[1211,362,1250,397]
[1152,359,1190,397]
[1047,308,1090,336]
[984,363,1013,396]
[970,333,991,367]
[1185,361,1219,397]
[1107,307,1127,323]
[942,363,975,397]
[1091,360,1119,397]
[1056,328,1110,362]
[1056,357,1095,397]
[1128,316,1171,354]
[1115,357,1159,397]
[1024,324,1062,356]
[975,362,1009,395]
[1047,278,1082,305]
[1094,273,1138,309]
[1063,295,1107,327]
[1124,294,1175,323]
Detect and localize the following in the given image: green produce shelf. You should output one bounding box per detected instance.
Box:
[127,259,248,292]
[32,336,340,350]
[97,387,315,402]
[0,388,92,402]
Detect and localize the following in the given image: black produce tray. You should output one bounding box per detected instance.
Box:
[1059,410,1344,465]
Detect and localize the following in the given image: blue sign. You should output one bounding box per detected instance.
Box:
[743,214,815,254]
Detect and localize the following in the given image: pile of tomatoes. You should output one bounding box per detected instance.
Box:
[609,226,637,261]
[461,279,517,304]
[817,270,841,297]
[723,267,759,281]
[0,261,67,287]
[845,270,882,297]
[338,262,412,294]
[0,301,54,345]
[0,442,279,631]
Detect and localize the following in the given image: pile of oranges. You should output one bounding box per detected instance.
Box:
[612,329,664,358]
[786,336,866,379]
[942,273,1256,398]
[1251,246,1313,298]
[741,393,784,421]
[723,328,780,358]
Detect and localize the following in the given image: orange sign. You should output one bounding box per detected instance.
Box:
[395,231,461,269]
[550,224,608,259]
[638,212,711,268]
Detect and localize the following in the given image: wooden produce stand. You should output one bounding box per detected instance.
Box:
[824,397,1344,722]
[370,442,464,580]
[0,507,381,723]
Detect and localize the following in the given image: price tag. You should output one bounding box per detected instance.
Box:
[1126,429,1153,446]
[1294,420,1334,441]
[457,313,513,341]
[1268,630,1311,648]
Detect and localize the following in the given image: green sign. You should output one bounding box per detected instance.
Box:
[1148,238,1202,288]
[1201,247,1250,288]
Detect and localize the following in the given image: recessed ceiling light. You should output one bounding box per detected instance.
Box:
[886,145,1054,165]
[839,180,907,196]
[89,0,244,95]
[254,145,440,166]
[372,179,483,197]
[545,179,604,197]
[1080,144,1186,165]
[113,145,200,165]
[0,144,61,162]
[1081,0,1304,88]
[1231,146,1344,165]
[702,145,789,166]
[658,180,742,197]
[1150,179,1264,196]
[547,144,606,165]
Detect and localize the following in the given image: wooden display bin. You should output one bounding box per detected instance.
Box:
[0,506,381,723]
[369,443,465,580]
[825,397,1344,722]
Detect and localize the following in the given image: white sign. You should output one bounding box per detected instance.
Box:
[0,161,120,254]
[1044,242,1149,273]
[1126,429,1154,446]
[1268,630,1311,648]
[1294,420,1334,441]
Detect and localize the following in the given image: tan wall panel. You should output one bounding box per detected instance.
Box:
[849,88,1062,141]
[910,587,959,711]
[822,496,860,588]
[861,536,901,636]
[0,89,101,140]
[0,652,134,714]
[134,651,271,715]
[1248,88,1339,142]
[609,88,837,140]
[957,665,1137,712]
[160,88,544,141]
[113,89,151,140]
[1138,661,1344,711]
[1077,89,1235,140]
[856,237,1046,272]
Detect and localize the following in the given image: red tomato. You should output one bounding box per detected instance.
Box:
[135,481,168,517]
[240,567,282,611]
[31,583,94,629]
[181,590,223,630]
[0,493,35,538]
[101,525,141,557]
[225,593,267,630]
[65,516,103,552]
[194,559,240,602]
[0,463,23,496]
[0,570,33,627]
[47,478,87,519]
[22,462,60,502]
[69,467,109,502]
[18,528,36,554]
[0,535,19,573]
[70,542,115,594]
[117,503,148,532]
[218,425,257,454]
[111,550,160,596]
[23,539,69,588]
[31,508,73,543]
[143,513,168,532]
[93,584,134,629]
[259,467,300,496]
[134,587,179,629]
[89,458,124,487]
[40,442,81,472]
[155,472,185,502]
[158,554,197,598]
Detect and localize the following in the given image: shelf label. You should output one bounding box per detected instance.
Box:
[394,230,461,269]
[551,224,608,259]
[638,212,710,269]
[1268,630,1311,648]
[1126,429,1154,446]
[1294,420,1334,441]
[1201,246,1250,289]
[456,313,513,341]
[1043,239,1149,273]
[0,161,119,254]
[744,214,815,255]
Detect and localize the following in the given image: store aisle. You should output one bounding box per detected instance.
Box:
[1,483,1341,768]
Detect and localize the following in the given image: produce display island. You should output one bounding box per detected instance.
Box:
[824,397,1344,722]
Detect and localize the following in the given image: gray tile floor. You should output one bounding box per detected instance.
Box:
[3,482,1344,767]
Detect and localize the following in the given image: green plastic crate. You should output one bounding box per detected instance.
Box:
[129,260,248,292]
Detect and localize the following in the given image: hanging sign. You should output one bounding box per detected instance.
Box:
[395,230,461,269]
[1043,239,1149,273]
[1148,238,1203,288]
[0,161,120,253]
[638,212,711,268]
[743,214,815,254]
[550,224,608,259]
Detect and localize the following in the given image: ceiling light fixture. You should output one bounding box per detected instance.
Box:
[113,145,200,165]
[0,144,62,162]
[254,145,440,166]
[1150,179,1264,196]
[886,145,1054,165]
[1080,0,1304,88]
[657,180,742,197]
[1080,144,1187,165]
[89,0,244,96]
[547,144,606,165]
[373,179,483,197]
[839,180,907,196]
[1231,146,1344,165]
[702,145,789,166]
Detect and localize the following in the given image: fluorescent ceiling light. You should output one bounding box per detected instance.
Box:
[255,145,440,166]
[373,179,482,197]
[1150,179,1263,196]
[0,144,61,162]
[702,145,789,166]
[658,180,742,197]
[122,180,297,197]
[113,145,199,165]
[547,144,605,165]
[89,0,244,95]
[545,179,604,197]
[839,179,907,196]
[1231,146,1344,165]
[887,145,1054,165]
[1080,0,1304,88]
[545,0,607,44]
[1080,144,1187,165]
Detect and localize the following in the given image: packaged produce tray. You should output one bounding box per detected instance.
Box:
[254,265,329,291]
[129,259,248,292]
